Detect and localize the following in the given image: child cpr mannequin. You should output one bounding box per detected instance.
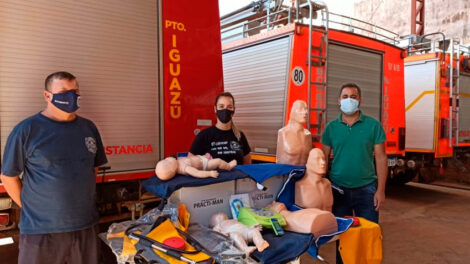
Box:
[155,155,237,180]
[210,213,269,255]
[295,148,334,212]
[266,202,337,238]
[276,100,312,166]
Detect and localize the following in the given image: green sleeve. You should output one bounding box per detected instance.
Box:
[321,123,331,147]
[374,121,386,145]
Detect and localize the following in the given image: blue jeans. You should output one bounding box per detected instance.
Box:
[332,181,379,223]
[333,181,379,264]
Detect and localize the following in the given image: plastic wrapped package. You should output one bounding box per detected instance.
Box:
[105,220,145,264]
[187,223,258,264]
[136,204,179,225]
[104,204,180,264]
[104,203,257,264]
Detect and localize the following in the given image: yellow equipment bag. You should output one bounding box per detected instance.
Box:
[178,203,190,232]
[145,218,212,263]
[107,230,139,258]
[108,218,212,263]
[338,217,383,264]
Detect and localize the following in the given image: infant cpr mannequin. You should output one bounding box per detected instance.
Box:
[155,155,237,180]
[276,100,312,165]
[295,148,334,212]
[266,202,337,238]
[210,213,269,255]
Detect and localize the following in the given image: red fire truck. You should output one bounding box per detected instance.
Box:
[0,0,223,230]
[220,1,408,181]
[401,34,470,182]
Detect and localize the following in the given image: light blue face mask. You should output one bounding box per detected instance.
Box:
[340,98,359,115]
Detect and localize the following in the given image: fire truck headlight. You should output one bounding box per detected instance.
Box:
[407,160,416,169]
[396,159,405,167]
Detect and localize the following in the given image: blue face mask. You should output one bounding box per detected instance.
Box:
[51,90,80,113]
[340,98,359,115]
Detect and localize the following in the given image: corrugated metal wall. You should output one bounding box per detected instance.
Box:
[222,37,291,155]
[327,43,383,123]
[459,73,470,143]
[0,0,159,173]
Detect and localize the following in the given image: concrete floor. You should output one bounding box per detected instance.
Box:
[2,182,470,264]
[301,182,470,264]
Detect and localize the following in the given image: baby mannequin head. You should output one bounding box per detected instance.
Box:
[209,212,229,228]
[155,157,178,180]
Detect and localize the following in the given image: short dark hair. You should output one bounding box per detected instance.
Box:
[339,83,361,98]
[44,71,76,91]
[215,92,235,106]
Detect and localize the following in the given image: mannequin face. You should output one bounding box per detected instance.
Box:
[306,149,326,174]
[290,100,308,124]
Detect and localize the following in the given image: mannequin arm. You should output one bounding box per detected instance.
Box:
[213,225,228,236]
[229,232,256,255]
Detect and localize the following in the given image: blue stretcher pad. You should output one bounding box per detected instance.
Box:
[234,163,305,183]
[141,163,352,262]
[142,168,250,199]
[141,164,303,199]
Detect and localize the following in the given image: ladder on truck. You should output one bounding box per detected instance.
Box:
[449,41,470,146]
[450,39,460,146]
[304,1,329,140]
[447,40,470,146]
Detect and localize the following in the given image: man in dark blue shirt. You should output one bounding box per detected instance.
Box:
[0,71,107,264]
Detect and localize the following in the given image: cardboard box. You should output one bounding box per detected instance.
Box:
[234,177,258,194]
[168,180,235,226]
[234,176,286,208]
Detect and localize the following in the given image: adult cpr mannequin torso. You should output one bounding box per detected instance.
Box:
[267,202,337,238]
[276,100,312,165]
[295,148,334,212]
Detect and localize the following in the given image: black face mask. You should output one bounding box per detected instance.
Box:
[216,109,234,124]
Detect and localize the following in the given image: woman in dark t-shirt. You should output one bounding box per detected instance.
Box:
[189,92,251,165]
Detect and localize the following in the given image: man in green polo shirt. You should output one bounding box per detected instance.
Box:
[321,83,387,224]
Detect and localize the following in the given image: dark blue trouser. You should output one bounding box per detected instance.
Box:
[18,225,99,264]
[332,181,379,264]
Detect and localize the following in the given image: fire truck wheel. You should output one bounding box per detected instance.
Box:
[388,168,417,185]
[418,167,438,183]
